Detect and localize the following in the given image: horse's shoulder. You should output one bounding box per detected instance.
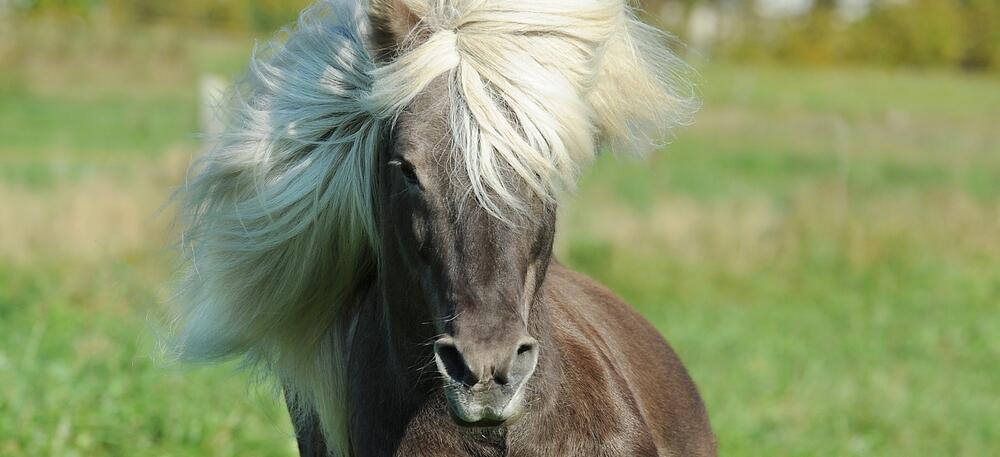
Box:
[542,260,718,457]
[542,260,645,324]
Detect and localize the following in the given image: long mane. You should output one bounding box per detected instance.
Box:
[174,0,694,454]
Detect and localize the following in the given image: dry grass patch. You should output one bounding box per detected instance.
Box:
[560,182,1000,276]
[0,151,189,266]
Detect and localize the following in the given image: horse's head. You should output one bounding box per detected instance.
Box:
[378,76,554,425]
[366,0,695,426]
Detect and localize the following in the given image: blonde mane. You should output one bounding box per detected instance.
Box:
[370,0,696,216]
[175,0,694,455]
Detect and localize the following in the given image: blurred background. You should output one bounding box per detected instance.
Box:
[1,0,997,455]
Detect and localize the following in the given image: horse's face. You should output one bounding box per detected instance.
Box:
[379,79,555,426]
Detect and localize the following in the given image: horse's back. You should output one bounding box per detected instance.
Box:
[544,262,717,456]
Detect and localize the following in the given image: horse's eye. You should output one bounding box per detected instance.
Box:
[388,158,421,189]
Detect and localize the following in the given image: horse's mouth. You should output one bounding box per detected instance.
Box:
[448,411,509,428]
[441,382,527,427]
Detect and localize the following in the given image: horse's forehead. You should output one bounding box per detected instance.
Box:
[395,76,452,168]
[393,76,540,214]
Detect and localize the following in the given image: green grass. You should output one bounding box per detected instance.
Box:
[0,267,296,457]
[1,25,998,456]
[0,89,197,157]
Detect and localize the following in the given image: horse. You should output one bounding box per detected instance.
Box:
[173,0,716,455]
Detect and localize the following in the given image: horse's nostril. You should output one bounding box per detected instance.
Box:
[435,336,539,389]
[493,367,511,386]
[515,337,540,359]
[434,339,473,386]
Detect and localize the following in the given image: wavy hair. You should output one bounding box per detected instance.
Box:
[174,0,694,454]
[369,0,696,217]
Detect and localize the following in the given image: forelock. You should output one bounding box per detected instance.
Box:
[366,0,696,221]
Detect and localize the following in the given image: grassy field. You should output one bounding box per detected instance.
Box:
[1,23,999,456]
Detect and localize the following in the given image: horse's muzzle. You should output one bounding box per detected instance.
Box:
[433,336,539,425]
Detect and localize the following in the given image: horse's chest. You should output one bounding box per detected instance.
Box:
[386,406,658,457]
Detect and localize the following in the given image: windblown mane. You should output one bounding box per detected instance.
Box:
[368,0,696,216]
[174,0,694,454]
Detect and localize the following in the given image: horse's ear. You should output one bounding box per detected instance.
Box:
[369,0,424,58]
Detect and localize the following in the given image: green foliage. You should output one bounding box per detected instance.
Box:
[725,0,994,71]
[775,8,845,65]
[13,0,311,32]
[648,0,1000,72]
[846,0,966,68]
[8,0,999,71]
[959,0,1000,70]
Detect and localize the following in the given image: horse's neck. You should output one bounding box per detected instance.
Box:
[340,275,441,454]
[349,268,446,392]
